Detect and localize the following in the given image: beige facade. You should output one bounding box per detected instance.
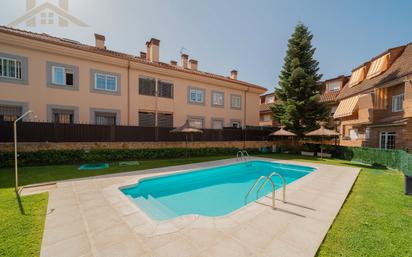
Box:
[0,27,266,128]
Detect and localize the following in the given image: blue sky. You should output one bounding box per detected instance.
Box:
[1,0,412,92]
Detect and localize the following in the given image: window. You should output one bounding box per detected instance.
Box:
[265,95,275,104]
[392,94,404,112]
[48,12,54,24]
[139,111,155,127]
[95,112,116,125]
[263,114,271,122]
[188,88,204,104]
[0,105,22,121]
[139,77,156,96]
[157,113,173,127]
[349,129,358,140]
[188,117,204,128]
[212,91,224,107]
[41,12,47,24]
[327,81,341,92]
[380,132,396,149]
[158,80,173,98]
[52,109,74,124]
[231,94,242,109]
[52,66,73,86]
[0,57,22,79]
[95,73,117,92]
[231,120,241,128]
[212,119,223,129]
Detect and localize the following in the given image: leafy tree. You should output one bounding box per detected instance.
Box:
[272,23,329,137]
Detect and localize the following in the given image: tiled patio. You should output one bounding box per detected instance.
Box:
[39,158,360,257]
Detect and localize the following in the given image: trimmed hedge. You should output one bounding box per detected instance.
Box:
[0,147,260,168]
[303,143,412,176]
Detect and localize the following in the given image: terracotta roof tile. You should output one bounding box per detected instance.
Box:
[319,90,340,103]
[0,26,266,92]
[259,103,273,112]
[337,44,412,100]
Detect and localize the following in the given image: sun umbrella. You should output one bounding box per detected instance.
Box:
[170,120,203,157]
[305,122,340,159]
[269,126,297,137]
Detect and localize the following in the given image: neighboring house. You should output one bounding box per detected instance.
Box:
[0,26,266,128]
[319,75,348,130]
[259,92,278,127]
[334,44,412,149]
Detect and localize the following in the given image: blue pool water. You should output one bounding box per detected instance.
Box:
[121,161,315,220]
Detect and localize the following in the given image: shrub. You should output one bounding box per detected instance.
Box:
[0,147,247,168]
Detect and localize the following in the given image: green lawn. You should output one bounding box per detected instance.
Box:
[0,155,232,257]
[257,154,412,257]
[1,154,411,257]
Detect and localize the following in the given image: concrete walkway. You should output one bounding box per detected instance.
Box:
[39,157,360,257]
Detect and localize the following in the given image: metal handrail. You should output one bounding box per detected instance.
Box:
[256,172,286,203]
[236,150,245,161]
[244,176,266,203]
[242,150,249,160]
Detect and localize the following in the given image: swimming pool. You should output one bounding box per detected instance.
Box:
[121,160,315,220]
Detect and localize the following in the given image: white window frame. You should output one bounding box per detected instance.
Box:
[379,132,396,149]
[0,57,22,79]
[94,73,118,92]
[349,128,358,140]
[265,95,275,104]
[51,66,74,86]
[189,88,204,104]
[231,94,242,109]
[392,94,404,112]
[212,91,224,106]
[327,81,341,92]
[211,119,224,129]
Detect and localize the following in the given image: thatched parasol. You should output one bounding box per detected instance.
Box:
[170,120,203,157]
[269,126,297,137]
[305,122,340,159]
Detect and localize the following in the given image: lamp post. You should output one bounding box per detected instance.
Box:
[14,110,34,192]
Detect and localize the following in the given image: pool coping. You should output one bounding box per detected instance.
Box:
[40,157,360,257]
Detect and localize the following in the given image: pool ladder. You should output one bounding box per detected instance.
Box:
[236,150,250,161]
[244,172,286,209]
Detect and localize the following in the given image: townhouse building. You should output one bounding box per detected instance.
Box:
[0,26,266,129]
[334,44,412,149]
[258,92,277,127]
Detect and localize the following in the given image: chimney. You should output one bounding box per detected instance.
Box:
[94,33,105,49]
[170,60,177,66]
[147,38,160,62]
[140,52,146,59]
[59,0,68,11]
[189,59,198,71]
[26,0,36,11]
[181,54,189,69]
[230,70,238,80]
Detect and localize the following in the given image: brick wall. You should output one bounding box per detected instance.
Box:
[0,141,273,152]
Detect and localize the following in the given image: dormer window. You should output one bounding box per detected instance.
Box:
[348,67,366,88]
[366,54,389,79]
[326,81,341,92]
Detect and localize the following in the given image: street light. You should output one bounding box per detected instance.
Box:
[14,110,36,192]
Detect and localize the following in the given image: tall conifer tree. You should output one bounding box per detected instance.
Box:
[273,23,329,137]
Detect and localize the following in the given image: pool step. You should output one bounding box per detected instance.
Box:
[133,195,177,220]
